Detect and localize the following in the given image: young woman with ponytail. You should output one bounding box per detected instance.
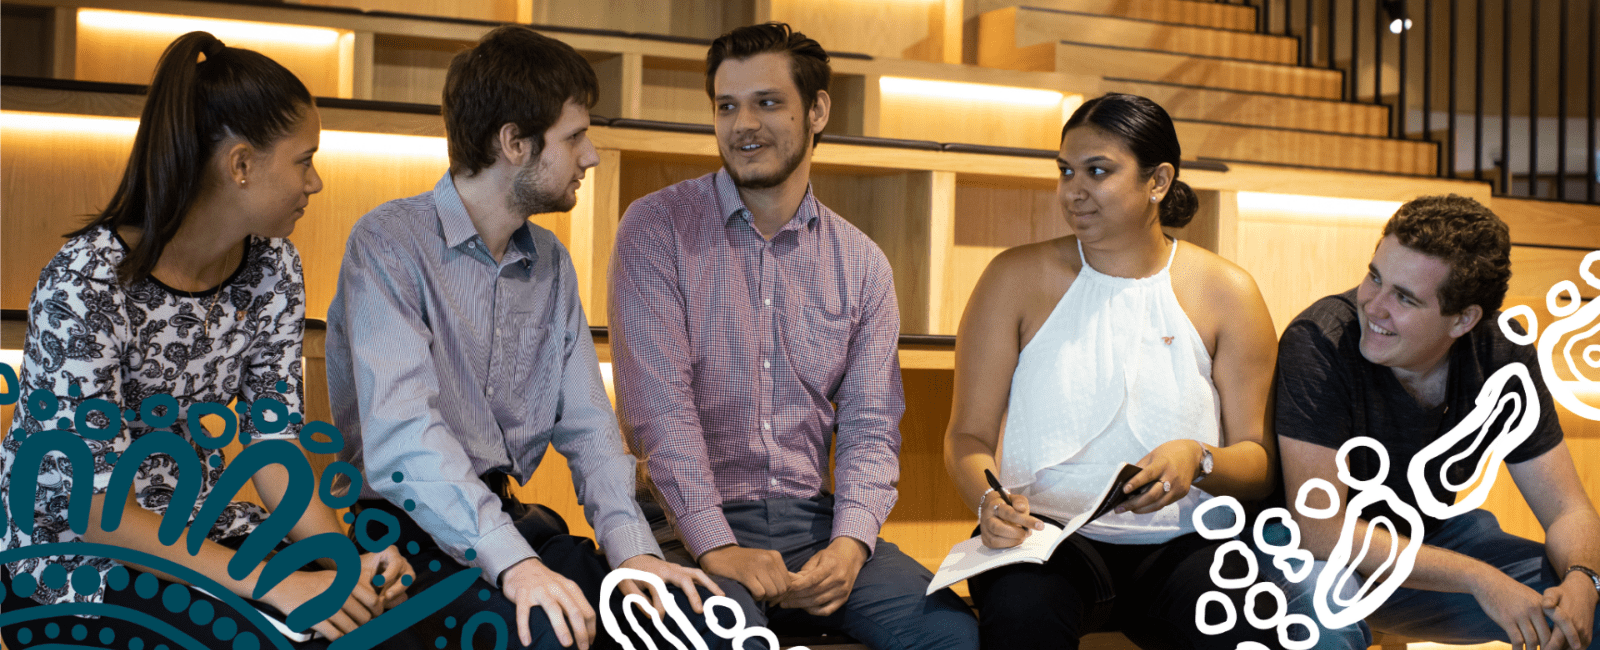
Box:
[1,32,419,648]
[943,94,1366,648]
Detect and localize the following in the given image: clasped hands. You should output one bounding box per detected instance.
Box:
[1473,568,1597,650]
[698,538,868,616]
[260,545,414,641]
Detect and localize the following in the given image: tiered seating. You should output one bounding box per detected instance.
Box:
[3,3,1597,650]
[976,0,1438,175]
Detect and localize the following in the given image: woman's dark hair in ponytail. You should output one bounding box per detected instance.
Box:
[73,31,313,284]
[1062,93,1198,228]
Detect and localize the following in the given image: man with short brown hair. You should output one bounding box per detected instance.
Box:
[1276,194,1600,649]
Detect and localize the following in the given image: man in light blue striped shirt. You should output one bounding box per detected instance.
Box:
[325,25,722,650]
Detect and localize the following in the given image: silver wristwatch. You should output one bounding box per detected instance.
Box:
[1568,565,1600,595]
[1192,443,1214,484]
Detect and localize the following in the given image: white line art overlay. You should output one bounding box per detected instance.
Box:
[1192,251,1600,647]
[599,568,810,650]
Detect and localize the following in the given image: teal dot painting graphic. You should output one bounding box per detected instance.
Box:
[0,373,488,650]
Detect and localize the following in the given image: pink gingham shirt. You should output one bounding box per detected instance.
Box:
[609,170,904,558]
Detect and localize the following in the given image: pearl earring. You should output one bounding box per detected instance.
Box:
[1150,195,1159,203]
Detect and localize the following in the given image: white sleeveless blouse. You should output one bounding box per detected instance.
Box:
[998,239,1221,544]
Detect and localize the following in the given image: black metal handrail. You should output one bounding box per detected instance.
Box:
[1213,0,1597,205]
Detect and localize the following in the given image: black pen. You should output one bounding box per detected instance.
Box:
[984,469,1064,528]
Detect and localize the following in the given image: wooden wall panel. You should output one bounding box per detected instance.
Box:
[811,169,938,334]
[372,34,467,105]
[1004,6,1298,65]
[639,57,712,125]
[523,0,733,40]
[876,84,1066,149]
[1509,246,1598,305]
[1234,212,1385,335]
[617,153,722,219]
[295,0,516,23]
[945,175,1062,333]
[0,117,128,311]
[880,367,973,568]
[1496,197,1600,250]
[768,0,952,62]
[75,12,347,98]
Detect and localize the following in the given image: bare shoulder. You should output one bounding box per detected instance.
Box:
[961,237,1077,338]
[986,237,1078,287]
[1174,241,1266,310]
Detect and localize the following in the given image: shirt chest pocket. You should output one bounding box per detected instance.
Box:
[784,305,856,399]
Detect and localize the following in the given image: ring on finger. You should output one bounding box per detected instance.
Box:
[1162,480,1172,493]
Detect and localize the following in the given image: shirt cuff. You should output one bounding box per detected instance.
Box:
[830,505,881,557]
[473,522,540,589]
[597,521,663,570]
[677,507,740,559]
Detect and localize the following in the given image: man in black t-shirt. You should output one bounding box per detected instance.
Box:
[1276,195,1600,649]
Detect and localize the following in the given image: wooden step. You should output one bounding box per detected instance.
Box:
[974,0,1258,32]
[983,6,1299,65]
[1174,120,1437,175]
[978,24,1343,99]
[1103,78,1388,136]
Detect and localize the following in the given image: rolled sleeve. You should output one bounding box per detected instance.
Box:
[828,251,903,553]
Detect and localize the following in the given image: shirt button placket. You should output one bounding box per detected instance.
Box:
[760,241,778,495]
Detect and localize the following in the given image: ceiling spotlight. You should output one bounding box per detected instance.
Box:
[1382,0,1412,33]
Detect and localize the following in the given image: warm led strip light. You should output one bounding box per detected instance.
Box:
[879,76,1064,107]
[2,112,446,158]
[320,130,447,158]
[1237,192,1403,220]
[78,9,341,47]
[1,111,139,135]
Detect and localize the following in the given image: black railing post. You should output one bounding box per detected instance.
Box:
[1448,0,1458,178]
[1352,0,1361,100]
[1398,6,1408,140]
[1529,0,1539,198]
[1423,0,1433,158]
[1500,0,1511,194]
[1475,0,1484,182]
[1376,0,1385,121]
[1304,0,1314,65]
[1556,0,1567,200]
[1589,0,1596,203]
[1329,0,1338,71]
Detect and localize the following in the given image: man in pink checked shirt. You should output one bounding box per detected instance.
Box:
[607,22,978,650]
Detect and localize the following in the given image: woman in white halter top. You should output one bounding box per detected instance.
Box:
[943,94,1311,650]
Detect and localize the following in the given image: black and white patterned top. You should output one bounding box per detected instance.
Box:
[0,225,305,605]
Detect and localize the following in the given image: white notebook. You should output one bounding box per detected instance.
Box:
[926,463,1145,595]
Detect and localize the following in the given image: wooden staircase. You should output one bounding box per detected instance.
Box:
[975,0,1437,176]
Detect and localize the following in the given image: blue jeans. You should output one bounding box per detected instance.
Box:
[1257,522,1373,650]
[1289,510,1598,649]
[1367,509,1599,648]
[646,494,979,650]
[362,498,729,650]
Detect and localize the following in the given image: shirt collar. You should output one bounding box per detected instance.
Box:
[432,172,539,267]
[713,168,820,233]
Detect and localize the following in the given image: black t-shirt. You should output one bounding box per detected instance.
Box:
[1274,289,1564,535]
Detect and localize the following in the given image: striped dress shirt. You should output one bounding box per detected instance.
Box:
[609,169,905,559]
[326,173,658,586]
